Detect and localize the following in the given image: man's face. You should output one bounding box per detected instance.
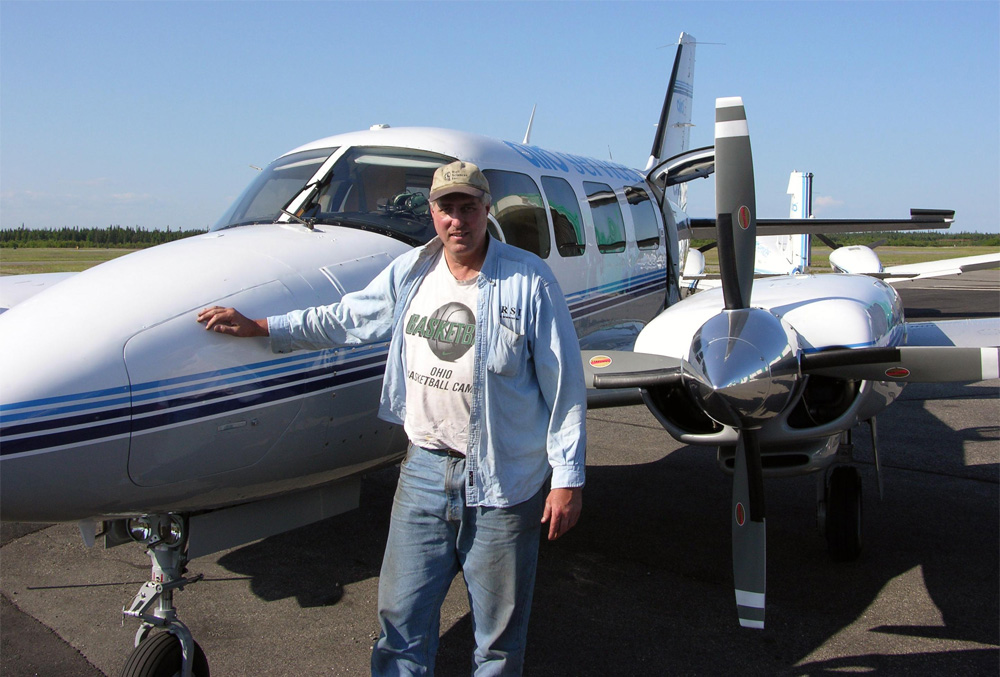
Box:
[430,193,489,263]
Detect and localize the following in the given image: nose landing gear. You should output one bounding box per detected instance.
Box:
[119,514,210,677]
[816,431,864,563]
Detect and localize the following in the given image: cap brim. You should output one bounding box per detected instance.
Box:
[429,185,486,202]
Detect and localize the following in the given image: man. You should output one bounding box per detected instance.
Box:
[198,161,586,675]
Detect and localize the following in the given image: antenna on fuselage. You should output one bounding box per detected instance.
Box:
[522,104,537,144]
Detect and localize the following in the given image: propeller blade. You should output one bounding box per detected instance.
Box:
[714,97,757,311]
[732,428,766,629]
[800,346,1000,382]
[580,350,683,389]
[814,233,840,251]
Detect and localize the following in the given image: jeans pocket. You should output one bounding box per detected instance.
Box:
[399,442,419,470]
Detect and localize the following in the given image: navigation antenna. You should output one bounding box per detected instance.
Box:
[522,104,537,144]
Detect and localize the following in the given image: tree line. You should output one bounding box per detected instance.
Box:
[2,226,997,251]
[691,230,999,250]
[822,231,999,247]
[0,226,207,249]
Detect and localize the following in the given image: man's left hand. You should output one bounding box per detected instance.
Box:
[542,487,582,541]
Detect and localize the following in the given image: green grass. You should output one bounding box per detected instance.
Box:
[2,245,997,277]
[0,248,138,275]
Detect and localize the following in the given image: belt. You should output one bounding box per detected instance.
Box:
[423,446,466,459]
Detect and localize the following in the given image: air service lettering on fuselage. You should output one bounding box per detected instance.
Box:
[502,141,643,183]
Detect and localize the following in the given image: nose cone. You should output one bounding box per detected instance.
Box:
[0,288,133,521]
[685,309,799,428]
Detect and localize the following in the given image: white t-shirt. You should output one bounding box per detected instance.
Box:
[402,251,479,452]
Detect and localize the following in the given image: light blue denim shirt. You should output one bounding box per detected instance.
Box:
[267,236,586,508]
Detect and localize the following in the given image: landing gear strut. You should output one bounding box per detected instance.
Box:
[824,465,863,561]
[119,514,210,677]
[815,429,864,562]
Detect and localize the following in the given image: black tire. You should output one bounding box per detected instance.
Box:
[826,465,863,562]
[119,631,210,677]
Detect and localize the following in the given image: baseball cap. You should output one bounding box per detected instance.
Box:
[429,161,491,202]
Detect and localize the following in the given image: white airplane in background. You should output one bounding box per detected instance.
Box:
[680,170,815,292]
[1,32,997,676]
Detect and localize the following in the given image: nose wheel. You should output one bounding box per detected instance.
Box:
[119,514,210,677]
[120,630,209,677]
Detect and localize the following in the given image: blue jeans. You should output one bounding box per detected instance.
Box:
[371,444,546,676]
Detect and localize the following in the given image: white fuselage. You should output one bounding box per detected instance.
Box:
[0,127,675,522]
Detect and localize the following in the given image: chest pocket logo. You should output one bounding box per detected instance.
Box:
[487,323,526,376]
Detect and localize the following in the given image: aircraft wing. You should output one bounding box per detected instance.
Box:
[683,209,955,239]
[0,272,77,314]
[877,252,1000,283]
[905,317,1000,348]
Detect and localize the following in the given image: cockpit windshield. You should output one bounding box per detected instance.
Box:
[212,149,334,231]
[212,146,454,246]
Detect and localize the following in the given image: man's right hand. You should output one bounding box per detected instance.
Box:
[197,306,269,338]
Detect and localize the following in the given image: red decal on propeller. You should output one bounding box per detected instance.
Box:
[737,206,751,230]
[735,502,746,526]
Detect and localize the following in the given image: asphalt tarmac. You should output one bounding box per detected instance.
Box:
[2,271,998,676]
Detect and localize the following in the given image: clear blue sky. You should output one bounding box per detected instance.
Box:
[2,1,998,233]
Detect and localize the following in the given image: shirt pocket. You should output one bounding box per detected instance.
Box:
[487,322,526,377]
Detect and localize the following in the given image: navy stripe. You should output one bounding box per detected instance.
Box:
[569,286,663,314]
[0,420,131,457]
[570,280,665,317]
[130,353,387,418]
[133,364,385,434]
[0,356,387,458]
[565,271,663,304]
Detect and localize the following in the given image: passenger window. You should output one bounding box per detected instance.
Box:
[482,170,551,258]
[584,181,625,254]
[541,177,585,257]
[625,186,660,250]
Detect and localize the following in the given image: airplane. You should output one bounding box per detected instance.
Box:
[1,31,995,676]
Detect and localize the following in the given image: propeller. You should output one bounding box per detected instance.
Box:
[801,346,1000,383]
[580,350,683,389]
[710,96,771,628]
[584,97,774,628]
